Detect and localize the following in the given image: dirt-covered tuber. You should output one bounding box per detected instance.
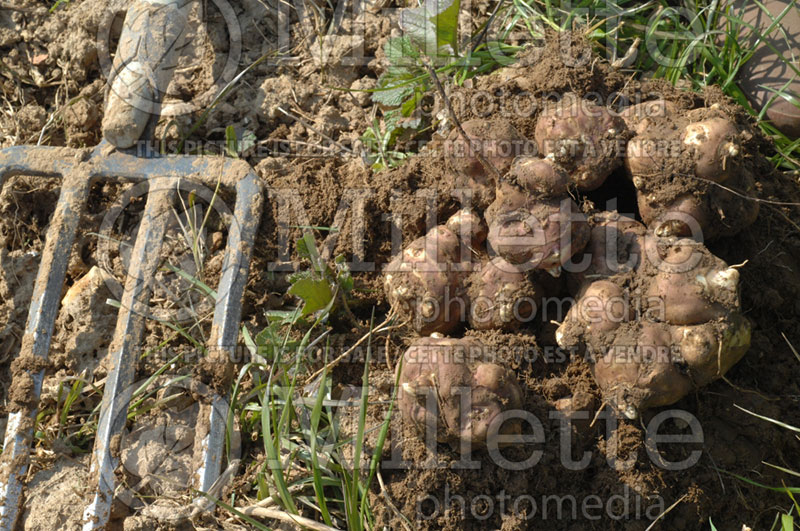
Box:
[534,96,629,191]
[445,208,488,250]
[624,102,759,239]
[444,119,535,209]
[558,233,751,418]
[466,257,544,331]
[567,211,646,292]
[485,157,589,275]
[384,224,467,335]
[398,336,524,447]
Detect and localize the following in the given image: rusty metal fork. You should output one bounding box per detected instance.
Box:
[0,1,263,529]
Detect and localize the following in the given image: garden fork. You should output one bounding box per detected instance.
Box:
[0,0,262,528]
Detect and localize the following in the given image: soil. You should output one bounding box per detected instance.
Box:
[1,1,799,530]
[20,456,90,531]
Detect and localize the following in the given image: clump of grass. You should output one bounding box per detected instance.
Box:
[222,235,401,529]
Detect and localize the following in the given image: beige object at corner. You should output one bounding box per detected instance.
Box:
[731,0,800,138]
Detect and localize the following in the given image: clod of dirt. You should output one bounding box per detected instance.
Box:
[112,397,201,528]
[121,405,196,494]
[21,456,89,531]
[0,249,39,381]
[443,119,536,209]
[52,266,122,378]
[8,353,49,413]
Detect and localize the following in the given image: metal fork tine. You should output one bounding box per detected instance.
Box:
[81,179,177,530]
[0,172,90,530]
[193,172,263,498]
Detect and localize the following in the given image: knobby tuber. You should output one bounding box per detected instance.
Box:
[467,257,544,331]
[383,223,468,335]
[485,156,590,275]
[444,119,536,209]
[534,96,629,191]
[566,211,646,292]
[445,208,488,250]
[398,336,524,448]
[557,227,751,418]
[624,102,759,239]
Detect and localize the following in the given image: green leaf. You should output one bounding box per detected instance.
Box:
[372,74,415,106]
[161,263,217,300]
[296,232,325,273]
[225,125,238,158]
[400,89,423,117]
[310,359,333,526]
[384,36,420,66]
[242,325,257,359]
[264,309,303,326]
[334,255,354,293]
[781,513,794,531]
[724,471,800,494]
[399,0,461,57]
[288,277,334,316]
[296,236,311,260]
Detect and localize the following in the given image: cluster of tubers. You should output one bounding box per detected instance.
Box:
[555,213,751,419]
[385,94,757,447]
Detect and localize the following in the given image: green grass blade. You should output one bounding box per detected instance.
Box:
[734,404,800,433]
[161,263,217,300]
[352,310,376,530]
[722,470,800,494]
[310,351,334,526]
[262,352,299,514]
[764,462,800,479]
[359,347,403,522]
[59,377,86,428]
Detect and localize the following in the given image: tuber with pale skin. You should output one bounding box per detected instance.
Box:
[383,224,467,335]
[485,156,589,276]
[534,95,629,191]
[398,336,525,448]
[558,234,751,419]
[566,211,646,293]
[624,102,759,239]
[466,257,544,331]
[445,208,488,251]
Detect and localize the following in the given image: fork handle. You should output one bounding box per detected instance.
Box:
[102,0,192,149]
